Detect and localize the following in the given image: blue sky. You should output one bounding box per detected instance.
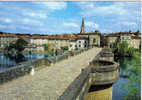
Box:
[0,2,141,34]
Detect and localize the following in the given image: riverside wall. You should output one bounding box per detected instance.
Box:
[0,48,89,84]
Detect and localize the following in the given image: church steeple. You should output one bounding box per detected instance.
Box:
[80,18,85,34]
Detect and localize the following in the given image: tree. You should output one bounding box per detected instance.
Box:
[94,30,100,34]
[123,52,141,100]
[4,38,28,54]
[14,38,28,53]
[43,44,48,51]
[114,41,129,57]
[135,30,140,35]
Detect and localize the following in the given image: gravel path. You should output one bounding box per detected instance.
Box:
[0,47,102,100]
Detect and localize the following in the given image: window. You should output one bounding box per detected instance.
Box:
[70,44,72,47]
[79,41,81,43]
[79,45,81,47]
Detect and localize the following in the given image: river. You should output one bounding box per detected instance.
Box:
[112,54,141,100]
[0,53,45,70]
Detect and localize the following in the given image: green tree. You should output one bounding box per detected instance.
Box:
[94,30,100,34]
[61,46,68,51]
[14,38,28,53]
[123,52,141,100]
[43,44,48,51]
[114,41,129,57]
[135,30,140,35]
[4,38,28,53]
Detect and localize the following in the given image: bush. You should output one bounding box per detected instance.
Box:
[114,41,137,57]
[61,46,68,51]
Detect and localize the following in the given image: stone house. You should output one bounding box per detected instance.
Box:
[69,35,89,51]
[102,32,141,49]
[102,33,119,48]
[77,33,101,47]
[77,18,101,47]
[0,32,17,49]
[30,35,48,46]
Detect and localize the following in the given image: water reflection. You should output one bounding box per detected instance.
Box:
[113,56,140,100]
[5,53,27,63]
[0,53,45,70]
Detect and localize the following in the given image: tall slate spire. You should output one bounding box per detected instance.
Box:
[80,18,85,34]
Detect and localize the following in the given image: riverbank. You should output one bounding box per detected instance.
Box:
[113,51,141,100]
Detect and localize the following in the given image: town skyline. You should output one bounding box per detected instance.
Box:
[0,2,141,35]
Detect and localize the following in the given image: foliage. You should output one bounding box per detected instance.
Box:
[61,46,68,51]
[14,38,28,53]
[114,41,129,56]
[135,30,140,35]
[94,30,100,34]
[127,47,136,57]
[114,41,138,57]
[4,38,28,53]
[48,50,54,56]
[43,44,48,51]
[120,52,141,100]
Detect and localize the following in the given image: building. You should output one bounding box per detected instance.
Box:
[102,32,141,49]
[0,32,17,49]
[69,35,89,51]
[77,18,101,47]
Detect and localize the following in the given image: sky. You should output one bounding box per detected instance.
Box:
[0,2,141,35]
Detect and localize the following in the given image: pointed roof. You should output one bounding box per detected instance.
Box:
[80,18,85,34]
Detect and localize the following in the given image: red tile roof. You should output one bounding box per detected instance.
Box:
[131,36,141,39]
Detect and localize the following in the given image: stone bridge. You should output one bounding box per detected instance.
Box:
[0,47,119,100]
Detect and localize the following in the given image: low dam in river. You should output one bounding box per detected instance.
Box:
[0,47,119,100]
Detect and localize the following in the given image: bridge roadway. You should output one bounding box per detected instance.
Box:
[0,47,102,100]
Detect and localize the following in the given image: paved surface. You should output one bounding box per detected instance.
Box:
[0,47,102,100]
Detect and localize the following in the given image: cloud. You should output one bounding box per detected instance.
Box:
[0,17,12,23]
[22,18,44,26]
[63,22,79,28]
[0,24,6,28]
[23,12,47,19]
[101,29,113,33]
[122,22,137,26]
[86,21,99,29]
[34,2,67,10]
[78,2,140,19]
[77,2,95,9]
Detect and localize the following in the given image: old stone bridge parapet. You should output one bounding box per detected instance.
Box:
[59,48,119,100]
[94,48,114,62]
[86,48,119,100]
[0,48,89,84]
[90,60,119,85]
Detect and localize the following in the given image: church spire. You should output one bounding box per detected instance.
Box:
[80,18,85,34]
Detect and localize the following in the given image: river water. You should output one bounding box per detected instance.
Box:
[0,53,45,70]
[112,55,141,100]
[112,70,129,100]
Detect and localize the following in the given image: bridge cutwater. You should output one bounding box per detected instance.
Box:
[0,47,119,100]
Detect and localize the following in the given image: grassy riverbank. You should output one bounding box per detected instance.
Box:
[113,41,141,100]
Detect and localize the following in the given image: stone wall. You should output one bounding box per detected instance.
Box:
[58,67,92,100]
[0,49,88,84]
[58,47,119,100]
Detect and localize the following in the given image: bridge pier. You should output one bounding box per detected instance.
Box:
[85,48,119,100]
[86,84,113,100]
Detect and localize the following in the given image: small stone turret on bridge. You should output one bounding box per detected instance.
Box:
[59,48,119,100]
[85,48,119,100]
